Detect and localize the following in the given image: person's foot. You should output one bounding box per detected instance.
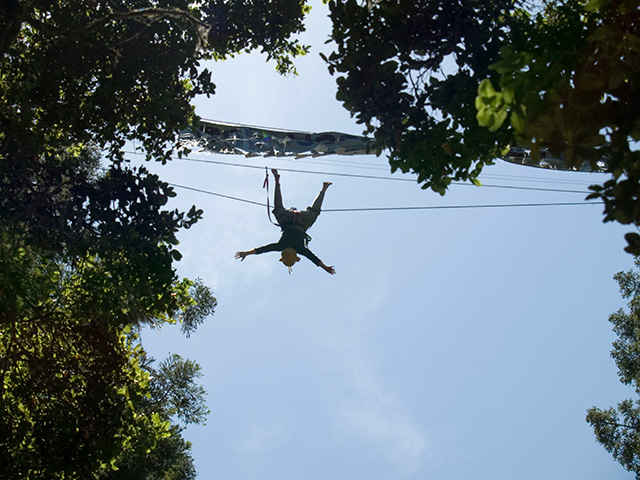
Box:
[271,169,280,181]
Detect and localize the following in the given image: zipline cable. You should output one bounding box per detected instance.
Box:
[479,172,598,186]
[168,183,265,207]
[171,156,592,195]
[124,149,596,193]
[324,203,602,212]
[168,183,602,212]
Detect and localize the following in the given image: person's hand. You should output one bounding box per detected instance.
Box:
[321,263,336,275]
[271,169,280,181]
[322,181,332,192]
[235,251,248,261]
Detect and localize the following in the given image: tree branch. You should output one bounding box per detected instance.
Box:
[20,7,211,61]
[0,0,26,57]
[81,8,211,48]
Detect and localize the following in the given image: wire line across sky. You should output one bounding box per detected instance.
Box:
[123,149,603,212]
[168,182,602,213]
[124,149,597,193]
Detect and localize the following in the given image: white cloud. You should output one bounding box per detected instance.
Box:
[334,350,432,478]
[241,415,293,455]
[338,403,429,466]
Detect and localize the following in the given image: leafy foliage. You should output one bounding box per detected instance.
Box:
[104,424,198,480]
[0,1,306,477]
[180,279,219,338]
[148,354,210,426]
[0,150,215,478]
[322,0,517,194]
[0,0,311,164]
[103,355,210,480]
[474,0,640,251]
[587,257,640,477]
[323,0,639,251]
[204,0,312,75]
[1,147,207,331]
[0,233,164,478]
[0,224,215,479]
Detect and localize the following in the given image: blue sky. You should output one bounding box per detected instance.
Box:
[136,2,636,479]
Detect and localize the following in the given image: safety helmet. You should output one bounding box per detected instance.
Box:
[279,247,300,270]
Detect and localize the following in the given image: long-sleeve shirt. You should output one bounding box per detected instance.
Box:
[254,228,322,266]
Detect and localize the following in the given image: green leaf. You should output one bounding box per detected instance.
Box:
[489,109,508,132]
[584,0,609,12]
[477,79,496,98]
[511,110,525,133]
[623,33,640,52]
[502,87,515,104]
[608,69,627,90]
[476,109,494,128]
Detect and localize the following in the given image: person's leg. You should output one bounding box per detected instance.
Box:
[272,169,283,210]
[309,191,325,211]
[310,182,331,211]
[301,182,332,229]
[272,169,293,225]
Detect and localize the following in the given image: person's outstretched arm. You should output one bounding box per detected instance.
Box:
[319,262,336,275]
[235,249,257,261]
[236,242,282,261]
[298,247,335,275]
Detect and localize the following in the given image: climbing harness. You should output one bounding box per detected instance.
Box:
[262,168,311,247]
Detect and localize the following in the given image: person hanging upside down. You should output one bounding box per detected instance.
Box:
[235,169,336,275]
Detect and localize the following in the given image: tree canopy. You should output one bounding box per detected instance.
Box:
[0,0,310,163]
[322,0,639,250]
[476,0,640,251]
[323,0,516,194]
[587,257,640,477]
[5,0,637,475]
[0,219,216,478]
[1,0,310,477]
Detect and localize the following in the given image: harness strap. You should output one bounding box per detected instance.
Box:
[263,167,278,226]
